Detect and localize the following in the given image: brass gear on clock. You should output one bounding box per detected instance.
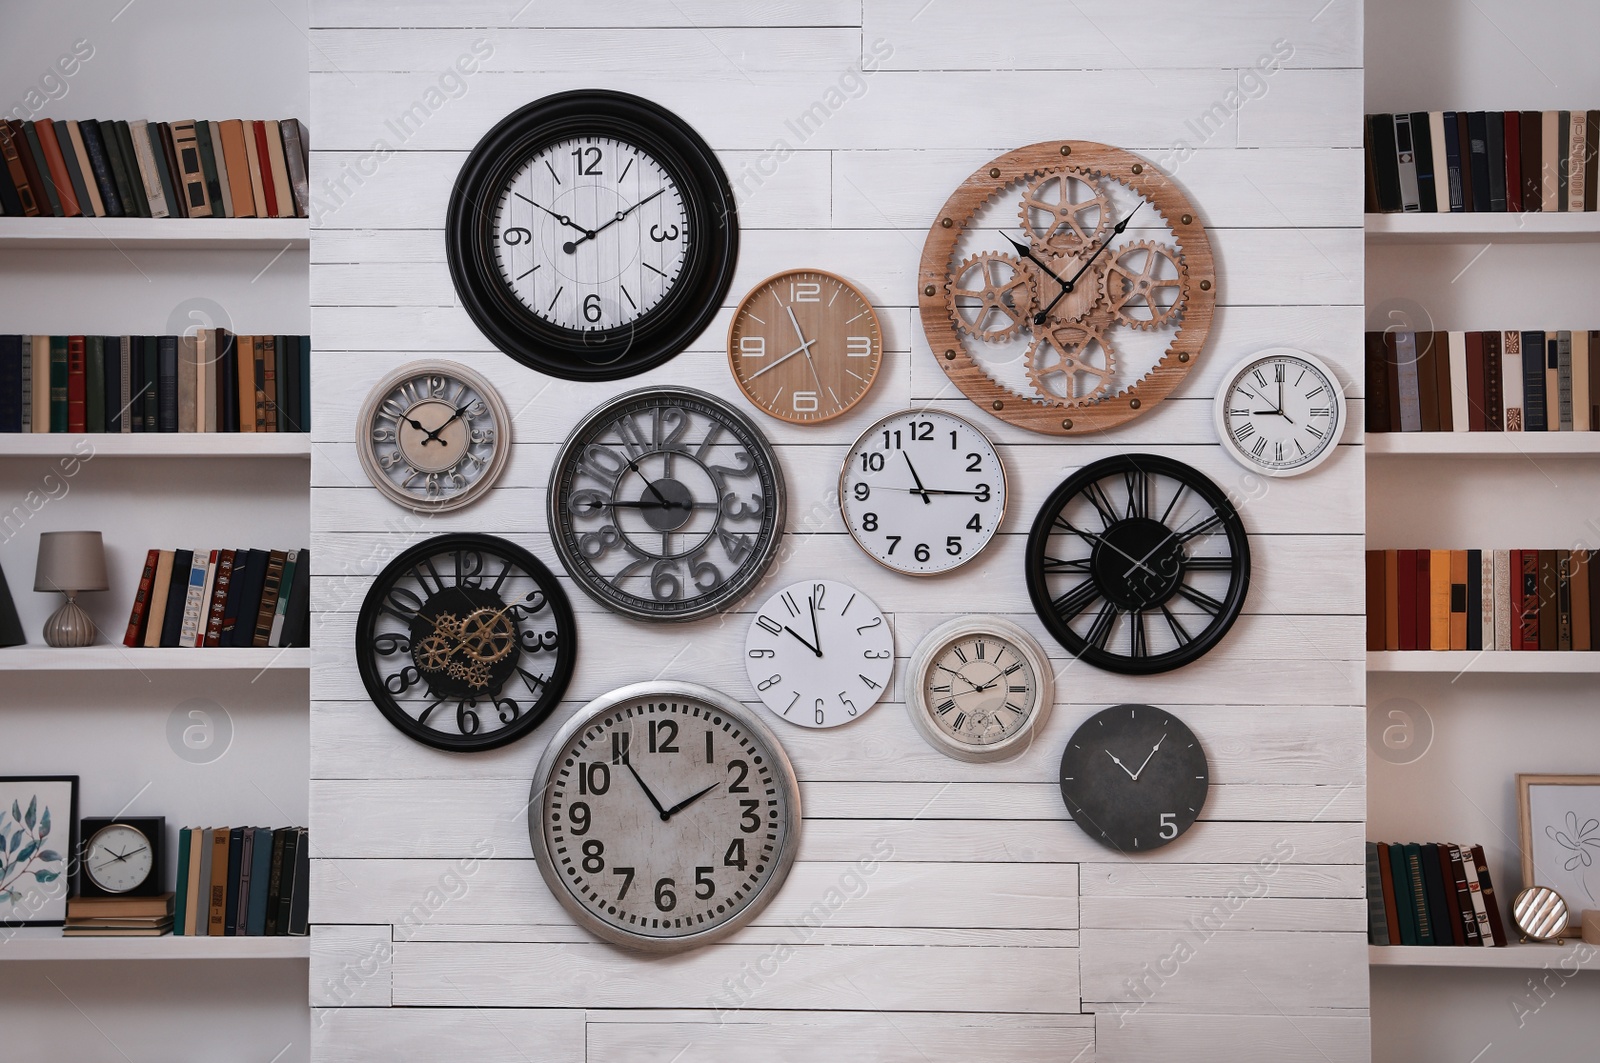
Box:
[459,606,516,664]
[415,634,454,673]
[1027,324,1118,404]
[428,611,464,641]
[947,252,1038,343]
[1018,170,1113,255]
[1103,240,1187,331]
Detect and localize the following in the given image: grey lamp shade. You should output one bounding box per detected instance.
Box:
[34,531,109,593]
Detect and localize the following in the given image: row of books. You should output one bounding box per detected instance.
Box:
[63,893,175,937]
[173,826,309,936]
[0,333,310,434]
[1365,549,1598,652]
[1365,110,1599,214]
[1364,330,1599,434]
[1366,841,1507,947]
[123,547,310,649]
[0,118,308,220]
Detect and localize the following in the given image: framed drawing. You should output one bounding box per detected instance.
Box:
[0,775,78,927]
[1518,773,1600,927]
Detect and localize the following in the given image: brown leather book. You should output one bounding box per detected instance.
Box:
[1367,551,1386,651]
[1448,550,1469,650]
[252,550,288,647]
[1364,118,1379,212]
[170,121,212,217]
[0,121,39,215]
[1465,332,1486,431]
[1538,549,1559,651]
[1376,843,1402,944]
[235,335,255,433]
[1484,331,1503,430]
[1587,112,1600,212]
[9,120,52,216]
[1416,550,1432,649]
[259,336,278,432]
[1470,845,1507,946]
[208,829,230,935]
[1574,551,1592,651]
[263,120,292,219]
[1398,550,1419,650]
[156,122,186,219]
[33,119,80,216]
[252,336,268,431]
[1385,550,1401,650]
[1366,332,1391,433]
[218,120,256,218]
[1384,331,1403,429]
[1436,844,1467,943]
[1416,332,1443,432]
[1434,331,1454,431]
[1522,110,1543,210]
[1430,549,1452,650]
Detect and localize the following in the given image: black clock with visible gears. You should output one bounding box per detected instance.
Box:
[446,90,738,381]
[355,533,577,752]
[1059,705,1208,852]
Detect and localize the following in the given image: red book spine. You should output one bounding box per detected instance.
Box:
[203,549,237,647]
[33,119,80,217]
[122,548,160,647]
[1397,549,1418,651]
[1414,550,1431,650]
[1518,549,1540,650]
[252,122,278,218]
[1505,111,1523,212]
[66,335,86,432]
[1465,332,1486,432]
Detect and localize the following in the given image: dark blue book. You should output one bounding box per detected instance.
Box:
[226,549,269,647]
[219,332,238,432]
[1466,112,1491,213]
[159,548,193,648]
[0,335,21,432]
[141,336,158,434]
[1522,330,1548,431]
[1419,843,1456,945]
[1409,111,1437,213]
[299,337,310,432]
[77,120,121,217]
[1485,112,1506,212]
[223,827,245,936]
[157,335,178,432]
[103,337,122,432]
[246,828,275,935]
[1442,111,1464,212]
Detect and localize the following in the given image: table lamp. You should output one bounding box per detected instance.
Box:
[34,531,109,647]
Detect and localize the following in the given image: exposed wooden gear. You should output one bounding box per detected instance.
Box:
[917,141,1216,435]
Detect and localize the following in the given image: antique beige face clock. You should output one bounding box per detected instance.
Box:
[918,141,1216,435]
[727,269,883,424]
[906,616,1053,762]
[357,360,511,512]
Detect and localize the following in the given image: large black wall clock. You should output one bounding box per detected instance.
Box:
[446,89,738,381]
[356,533,577,751]
[1025,453,1249,675]
[1060,704,1209,852]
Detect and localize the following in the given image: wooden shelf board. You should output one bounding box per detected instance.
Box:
[0,927,309,961]
[0,435,311,458]
[0,217,308,250]
[1367,434,1600,456]
[1368,652,1600,674]
[1370,944,1600,970]
[1366,212,1600,243]
[0,647,309,671]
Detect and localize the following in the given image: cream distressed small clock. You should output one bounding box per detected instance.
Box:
[727,269,883,424]
[1213,348,1346,477]
[840,409,1006,575]
[357,360,512,511]
[744,579,893,728]
[906,616,1053,763]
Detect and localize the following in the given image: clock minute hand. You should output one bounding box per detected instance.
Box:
[625,761,671,821]
[1003,235,1075,291]
[1131,733,1167,781]
[1034,202,1142,325]
[902,453,933,505]
[516,193,591,237]
[563,188,667,251]
[420,401,474,445]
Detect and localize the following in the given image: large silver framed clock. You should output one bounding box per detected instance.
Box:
[528,681,802,952]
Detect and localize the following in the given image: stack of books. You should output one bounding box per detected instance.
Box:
[0,332,310,434]
[1365,110,1598,213]
[1365,548,1597,652]
[1365,330,1598,434]
[0,118,308,219]
[124,547,310,649]
[63,893,174,937]
[172,827,309,936]
[1367,841,1507,947]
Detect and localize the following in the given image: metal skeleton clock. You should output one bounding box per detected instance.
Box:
[1214,347,1347,477]
[1059,704,1209,852]
[356,360,511,512]
[918,141,1215,434]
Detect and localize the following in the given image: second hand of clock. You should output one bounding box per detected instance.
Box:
[784,304,827,394]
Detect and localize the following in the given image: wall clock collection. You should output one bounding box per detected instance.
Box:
[343,101,1350,950]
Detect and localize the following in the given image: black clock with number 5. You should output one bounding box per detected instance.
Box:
[1025,453,1249,675]
[1060,705,1209,852]
[446,90,738,381]
[356,533,577,751]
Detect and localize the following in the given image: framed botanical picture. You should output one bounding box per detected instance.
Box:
[1518,773,1600,929]
[0,776,78,927]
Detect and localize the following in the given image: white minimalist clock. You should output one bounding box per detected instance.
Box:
[839,409,1007,575]
[1213,348,1346,477]
[906,616,1054,762]
[357,360,512,511]
[83,822,156,895]
[744,579,893,728]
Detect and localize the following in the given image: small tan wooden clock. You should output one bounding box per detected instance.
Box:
[727,269,883,424]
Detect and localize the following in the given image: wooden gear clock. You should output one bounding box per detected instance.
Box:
[917,141,1216,434]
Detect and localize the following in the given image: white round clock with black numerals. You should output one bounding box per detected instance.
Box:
[1059,704,1209,852]
[357,360,511,512]
[528,682,802,952]
[905,616,1053,763]
[744,579,893,729]
[839,409,1006,575]
[1213,347,1347,477]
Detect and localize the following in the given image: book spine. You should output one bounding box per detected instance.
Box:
[194,550,217,647]
[1558,550,1574,651]
[1406,846,1434,945]
[280,119,310,218]
[1395,331,1422,431]
[1519,550,1540,650]
[170,121,212,217]
[128,119,169,219]
[66,335,86,433]
[203,550,236,647]
[1505,111,1523,212]
[1502,331,1524,430]
[178,552,209,647]
[172,828,192,936]
[47,336,67,432]
[263,829,287,937]
[270,550,298,647]
[113,121,150,216]
[23,123,64,216]
[0,122,40,216]
[208,830,229,936]
[1472,845,1507,945]
[85,335,105,432]
[1365,333,1391,433]
[193,121,225,218]
[1447,844,1481,945]
[63,121,102,217]
[252,121,279,217]
[1466,549,1482,651]
[1522,331,1547,431]
[1441,112,1463,211]
[122,548,160,647]
[35,119,80,216]
[1480,551,1495,651]
[76,121,120,216]
[1366,842,1390,944]
[253,550,287,647]
[263,336,279,432]
[1558,331,1575,430]
[1574,331,1591,431]
[1484,330,1503,430]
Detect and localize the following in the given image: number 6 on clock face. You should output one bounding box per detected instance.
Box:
[744,579,893,728]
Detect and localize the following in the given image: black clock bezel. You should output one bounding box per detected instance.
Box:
[446,89,739,382]
[1025,452,1250,675]
[1058,705,1208,853]
[78,815,165,898]
[355,532,578,752]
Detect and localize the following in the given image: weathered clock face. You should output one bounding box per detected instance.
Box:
[356,361,511,512]
[1059,704,1208,852]
[1215,348,1347,477]
[548,387,786,621]
[906,616,1053,762]
[529,682,802,952]
[744,579,893,728]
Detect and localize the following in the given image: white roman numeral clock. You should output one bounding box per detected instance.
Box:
[1213,347,1347,477]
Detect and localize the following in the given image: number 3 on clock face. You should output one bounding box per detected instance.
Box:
[744,579,893,728]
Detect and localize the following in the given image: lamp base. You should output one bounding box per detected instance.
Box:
[43,595,97,647]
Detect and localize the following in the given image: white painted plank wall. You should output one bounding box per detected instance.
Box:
[307,2,1367,1060]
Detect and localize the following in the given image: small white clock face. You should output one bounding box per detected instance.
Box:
[358,361,511,512]
[492,136,690,332]
[907,616,1053,762]
[1214,348,1346,477]
[840,410,1006,575]
[744,579,893,728]
[85,823,154,894]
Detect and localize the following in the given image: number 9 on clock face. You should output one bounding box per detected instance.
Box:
[839,410,1006,575]
[745,579,893,728]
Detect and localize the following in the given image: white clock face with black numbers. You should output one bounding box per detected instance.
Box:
[1214,348,1346,477]
[493,136,689,331]
[906,616,1054,763]
[839,410,1007,575]
[744,579,893,728]
[84,823,155,894]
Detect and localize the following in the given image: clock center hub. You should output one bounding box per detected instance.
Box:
[397,399,469,472]
[1092,517,1184,611]
[639,477,696,531]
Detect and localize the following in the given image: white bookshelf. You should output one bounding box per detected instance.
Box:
[0,217,308,250]
[0,647,308,671]
[1366,434,1600,456]
[1365,212,1600,243]
[0,435,312,458]
[1368,652,1600,674]
[1370,944,1600,970]
[1,928,309,961]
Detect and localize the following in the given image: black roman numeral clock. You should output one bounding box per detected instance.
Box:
[1024,453,1250,674]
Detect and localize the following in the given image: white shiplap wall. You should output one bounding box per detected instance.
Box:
[307,3,1367,1060]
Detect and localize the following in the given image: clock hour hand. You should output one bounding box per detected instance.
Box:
[1130,733,1166,781]
[1105,749,1139,781]
[1003,235,1076,291]
[782,624,822,658]
[625,761,671,821]
[420,401,474,445]
[746,336,818,380]
[662,781,719,819]
[902,453,933,505]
